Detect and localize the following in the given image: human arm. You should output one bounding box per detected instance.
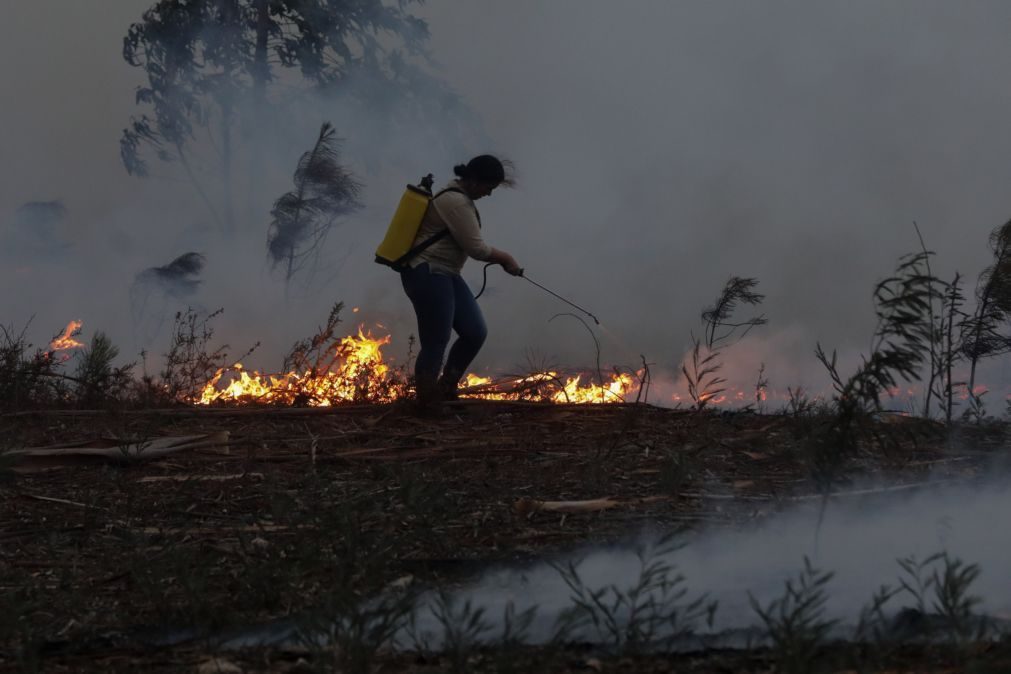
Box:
[435,198,522,274]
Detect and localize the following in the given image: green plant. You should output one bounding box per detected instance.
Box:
[785,386,815,416]
[813,251,936,489]
[912,224,951,421]
[931,554,985,645]
[850,584,901,671]
[682,338,726,410]
[430,592,493,674]
[963,389,989,424]
[682,277,766,411]
[894,552,986,648]
[962,217,1011,400]
[488,602,539,674]
[159,307,234,401]
[0,321,69,410]
[935,273,967,424]
[555,537,716,655]
[749,557,836,673]
[298,590,416,673]
[74,332,134,406]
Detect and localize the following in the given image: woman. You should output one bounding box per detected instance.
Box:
[401,155,522,408]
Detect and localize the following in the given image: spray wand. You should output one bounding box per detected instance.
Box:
[475,263,600,325]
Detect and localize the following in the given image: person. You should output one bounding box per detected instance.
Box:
[401,155,522,408]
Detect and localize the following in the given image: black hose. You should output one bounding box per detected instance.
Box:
[474,262,495,300]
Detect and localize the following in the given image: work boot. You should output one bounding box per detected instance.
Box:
[413,377,447,416]
[437,372,462,402]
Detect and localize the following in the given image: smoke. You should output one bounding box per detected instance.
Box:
[405,476,1011,647]
[5,1,1011,396]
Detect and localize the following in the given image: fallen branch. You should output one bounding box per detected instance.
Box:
[137,472,264,483]
[21,494,103,510]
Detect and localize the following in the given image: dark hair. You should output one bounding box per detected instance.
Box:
[453,155,513,186]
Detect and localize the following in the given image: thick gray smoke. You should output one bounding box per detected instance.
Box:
[5,1,1011,397]
[404,478,1011,648]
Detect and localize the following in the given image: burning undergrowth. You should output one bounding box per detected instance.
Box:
[8,220,1011,416]
[0,302,639,412]
[195,301,639,406]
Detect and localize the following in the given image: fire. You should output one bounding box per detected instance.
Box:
[196,325,635,406]
[551,373,634,403]
[49,320,84,352]
[464,374,493,388]
[198,327,398,406]
[463,371,635,403]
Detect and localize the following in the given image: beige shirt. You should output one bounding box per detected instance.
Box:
[409,180,493,275]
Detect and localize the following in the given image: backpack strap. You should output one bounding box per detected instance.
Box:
[393,187,475,269]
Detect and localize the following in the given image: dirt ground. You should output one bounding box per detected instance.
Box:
[2,401,1008,672]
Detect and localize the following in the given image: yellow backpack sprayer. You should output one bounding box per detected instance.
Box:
[375,174,465,271]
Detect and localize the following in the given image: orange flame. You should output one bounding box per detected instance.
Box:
[196,325,634,406]
[198,327,397,406]
[463,371,635,403]
[49,320,84,352]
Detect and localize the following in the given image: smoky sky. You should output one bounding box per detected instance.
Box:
[5,1,1011,394]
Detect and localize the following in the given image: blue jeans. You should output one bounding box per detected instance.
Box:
[401,263,488,392]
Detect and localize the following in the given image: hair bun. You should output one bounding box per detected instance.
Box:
[452,164,469,178]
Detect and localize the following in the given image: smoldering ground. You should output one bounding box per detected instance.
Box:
[6,2,1011,396]
[197,474,1011,653]
[398,475,1011,649]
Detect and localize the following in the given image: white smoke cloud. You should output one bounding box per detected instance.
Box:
[5,1,1011,396]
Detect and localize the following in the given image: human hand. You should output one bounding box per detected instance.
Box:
[503,256,523,276]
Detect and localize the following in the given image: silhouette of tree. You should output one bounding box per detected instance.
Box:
[267,122,361,287]
[121,0,441,231]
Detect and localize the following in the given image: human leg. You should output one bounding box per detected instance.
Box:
[440,274,488,395]
[400,264,455,400]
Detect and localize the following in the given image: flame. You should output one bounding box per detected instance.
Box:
[49,320,84,352]
[196,325,634,406]
[464,374,493,387]
[551,373,635,403]
[461,371,634,403]
[198,327,398,406]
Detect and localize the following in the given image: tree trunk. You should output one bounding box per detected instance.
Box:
[221,103,235,233]
[175,143,225,231]
[252,0,270,105]
[248,0,271,230]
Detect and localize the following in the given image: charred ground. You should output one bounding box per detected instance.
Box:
[3,402,1010,672]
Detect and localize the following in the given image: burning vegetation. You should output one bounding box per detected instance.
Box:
[195,303,637,406]
[1,305,638,412]
[9,215,1011,416]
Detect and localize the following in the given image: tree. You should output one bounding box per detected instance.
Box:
[960,217,1011,413]
[267,122,361,287]
[121,0,435,231]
